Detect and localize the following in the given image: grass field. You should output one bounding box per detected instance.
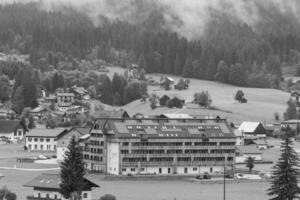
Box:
[94,66,290,123]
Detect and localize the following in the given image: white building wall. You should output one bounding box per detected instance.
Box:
[26,137,57,151]
[107,142,120,175]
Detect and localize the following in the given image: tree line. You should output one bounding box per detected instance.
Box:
[1,3,299,89]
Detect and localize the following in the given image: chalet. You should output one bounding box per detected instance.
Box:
[160,77,175,86]
[30,106,48,118]
[246,139,268,150]
[238,122,267,136]
[94,110,130,118]
[57,93,75,107]
[71,86,90,100]
[159,94,171,106]
[44,95,57,104]
[0,120,26,142]
[171,94,185,108]
[56,127,91,161]
[159,94,185,108]
[25,128,67,151]
[236,145,262,163]
[24,173,99,200]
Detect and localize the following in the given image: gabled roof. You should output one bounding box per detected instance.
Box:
[252,140,268,145]
[0,120,23,133]
[26,128,67,138]
[24,173,99,190]
[236,145,262,155]
[72,87,89,95]
[238,122,261,133]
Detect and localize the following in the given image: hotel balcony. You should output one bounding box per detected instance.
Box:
[27,196,61,200]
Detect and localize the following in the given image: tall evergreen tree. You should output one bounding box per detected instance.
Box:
[284,100,298,120]
[267,128,300,200]
[181,56,193,77]
[60,136,86,200]
[214,60,229,83]
[99,74,113,105]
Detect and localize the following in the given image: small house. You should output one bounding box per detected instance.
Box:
[71,86,90,100]
[159,94,171,106]
[24,173,99,200]
[236,145,262,163]
[245,139,268,150]
[170,94,185,108]
[25,128,68,151]
[238,122,267,136]
[0,120,26,142]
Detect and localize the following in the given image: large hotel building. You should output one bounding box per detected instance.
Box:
[81,118,236,175]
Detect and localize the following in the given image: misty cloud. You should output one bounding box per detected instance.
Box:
[1,0,300,39]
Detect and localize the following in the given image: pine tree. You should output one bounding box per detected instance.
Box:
[60,136,86,200]
[267,128,300,200]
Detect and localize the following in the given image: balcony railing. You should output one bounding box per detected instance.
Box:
[27,196,61,200]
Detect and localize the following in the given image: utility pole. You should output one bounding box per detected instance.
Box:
[223,155,227,200]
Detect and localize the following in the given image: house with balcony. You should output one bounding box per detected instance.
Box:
[24,173,99,200]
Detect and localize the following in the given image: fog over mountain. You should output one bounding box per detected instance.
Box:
[1,0,300,39]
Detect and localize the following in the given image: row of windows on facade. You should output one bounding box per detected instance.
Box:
[122,157,234,162]
[27,137,52,142]
[122,142,235,146]
[125,125,221,130]
[84,154,103,161]
[88,140,104,146]
[122,167,215,173]
[27,144,56,150]
[120,149,235,154]
[34,193,88,199]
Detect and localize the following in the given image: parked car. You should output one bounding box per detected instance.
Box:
[196,172,211,180]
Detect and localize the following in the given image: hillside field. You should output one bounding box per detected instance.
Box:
[103,67,290,124]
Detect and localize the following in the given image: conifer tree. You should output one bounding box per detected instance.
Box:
[267,128,300,200]
[60,136,86,200]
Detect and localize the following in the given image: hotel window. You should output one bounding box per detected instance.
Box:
[54,145,56,150]
[28,144,32,150]
[34,138,38,142]
[28,137,32,142]
[140,168,145,172]
[34,145,37,150]
[46,138,50,142]
[131,168,135,172]
[40,145,43,150]
[193,168,198,171]
[122,168,126,172]
[40,138,44,142]
[54,194,57,199]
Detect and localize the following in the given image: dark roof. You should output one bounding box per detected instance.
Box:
[24,173,99,189]
[56,127,91,140]
[93,118,235,139]
[0,120,23,133]
[26,128,67,138]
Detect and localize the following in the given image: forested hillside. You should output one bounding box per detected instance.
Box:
[0,2,300,88]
